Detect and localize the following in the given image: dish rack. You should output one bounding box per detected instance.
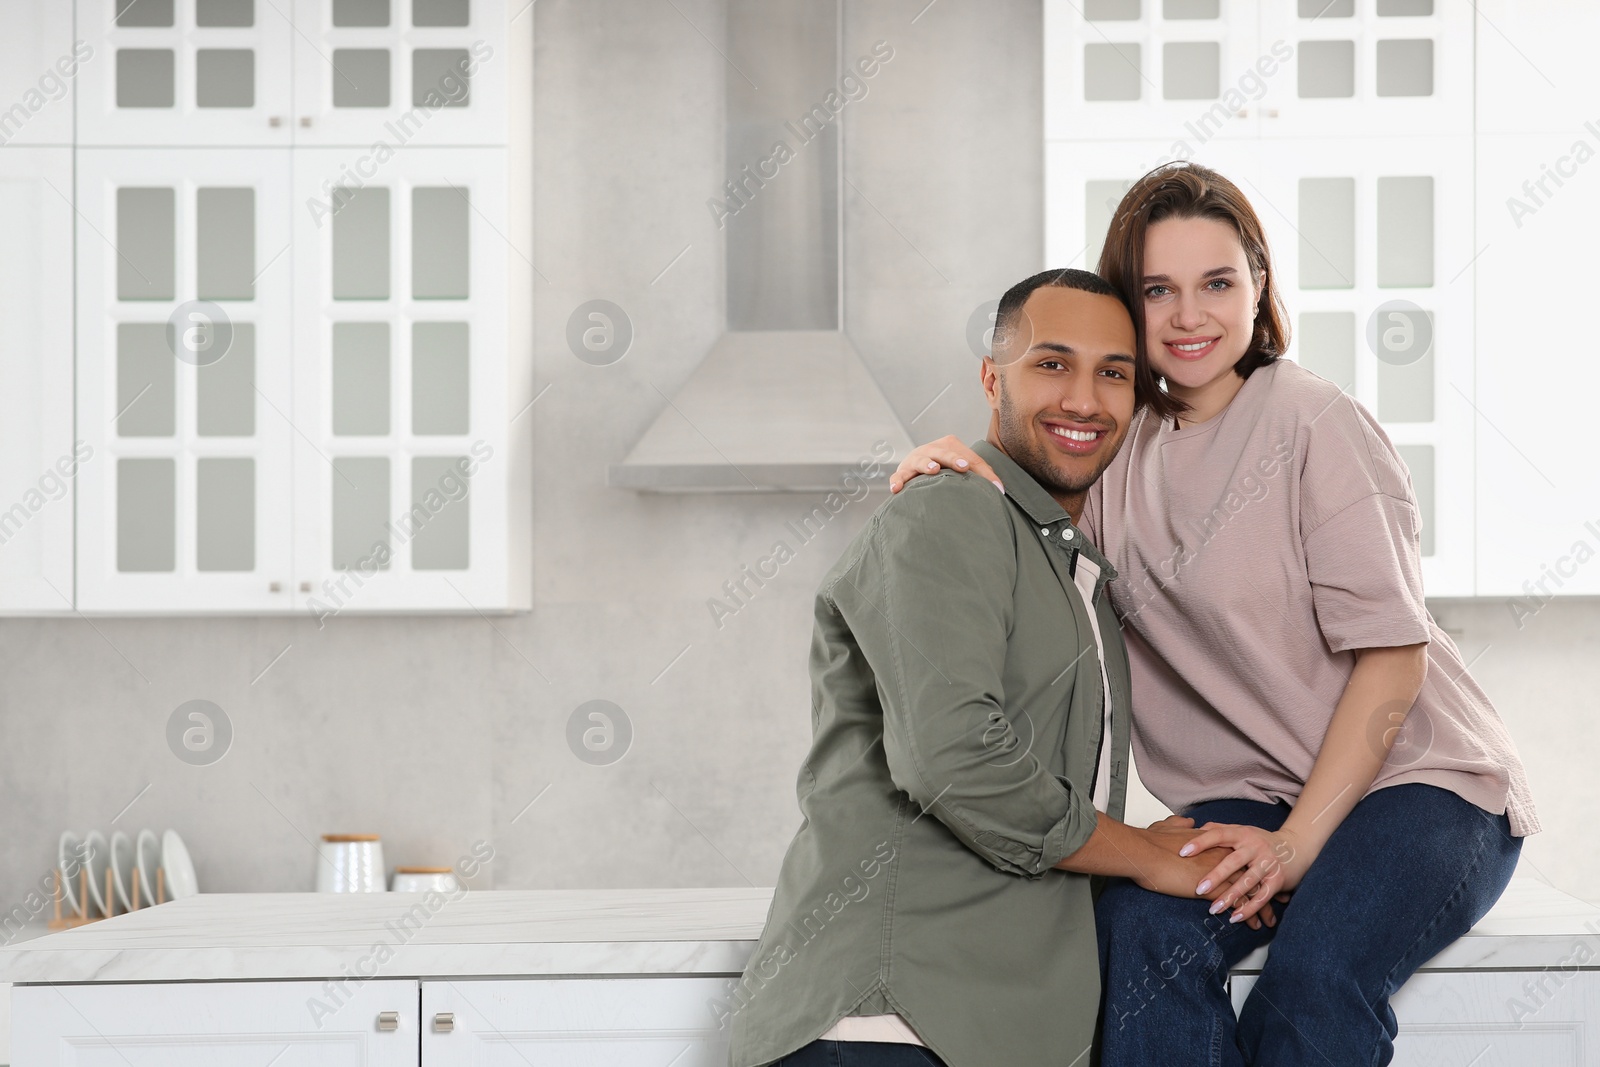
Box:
[48,862,164,928]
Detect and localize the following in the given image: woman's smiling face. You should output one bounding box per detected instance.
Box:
[1140,215,1262,397]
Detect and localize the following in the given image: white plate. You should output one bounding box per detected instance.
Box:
[109,831,136,912]
[161,829,198,900]
[135,829,161,905]
[83,831,111,917]
[56,831,83,915]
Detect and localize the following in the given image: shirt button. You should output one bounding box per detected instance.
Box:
[1040,528,1050,536]
[1062,528,1075,541]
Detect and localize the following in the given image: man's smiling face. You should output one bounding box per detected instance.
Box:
[982,285,1138,514]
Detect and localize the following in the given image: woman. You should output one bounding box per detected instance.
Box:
[889,163,1537,1066]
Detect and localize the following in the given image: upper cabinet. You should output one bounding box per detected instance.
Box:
[75,0,296,146]
[290,146,519,614]
[55,0,532,615]
[0,6,77,146]
[1256,1,1470,138]
[75,147,297,612]
[292,0,508,147]
[1045,0,1478,596]
[1045,2,1468,142]
[1471,2,1600,599]
[0,147,76,614]
[76,0,508,148]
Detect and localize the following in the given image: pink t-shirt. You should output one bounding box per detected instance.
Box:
[1082,359,1539,836]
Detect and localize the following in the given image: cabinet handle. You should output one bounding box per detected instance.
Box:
[434,1012,455,1032]
[377,1010,399,1031]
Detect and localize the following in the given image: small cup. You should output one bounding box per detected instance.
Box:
[315,834,386,892]
[390,866,460,893]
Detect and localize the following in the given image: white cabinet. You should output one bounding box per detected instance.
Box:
[1472,131,1600,599]
[0,5,77,147]
[1044,0,1266,143]
[12,978,420,1067]
[52,0,533,615]
[421,978,735,1067]
[75,0,507,149]
[75,0,297,147]
[291,0,509,148]
[0,148,76,614]
[75,147,297,612]
[1249,135,1478,597]
[1256,0,1471,139]
[292,146,522,612]
[1231,970,1600,1065]
[1469,1,1600,600]
[1045,1,1479,596]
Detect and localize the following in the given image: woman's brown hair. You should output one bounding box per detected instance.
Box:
[1095,162,1290,422]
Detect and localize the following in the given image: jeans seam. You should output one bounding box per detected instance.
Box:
[1194,936,1229,1067]
[1363,814,1499,1067]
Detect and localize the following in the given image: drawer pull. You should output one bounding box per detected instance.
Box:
[376,1011,399,1031]
[434,1012,455,1032]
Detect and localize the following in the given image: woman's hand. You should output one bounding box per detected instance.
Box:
[1179,823,1311,925]
[888,436,1003,494]
[1133,838,1279,930]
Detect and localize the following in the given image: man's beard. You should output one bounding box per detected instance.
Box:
[996,378,1120,499]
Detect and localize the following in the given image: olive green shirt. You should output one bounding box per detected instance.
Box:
[726,439,1133,1067]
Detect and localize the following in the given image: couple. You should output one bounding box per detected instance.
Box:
[726,163,1538,1067]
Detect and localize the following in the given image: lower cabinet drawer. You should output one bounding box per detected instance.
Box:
[421,977,736,1067]
[1230,970,1600,1066]
[11,978,420,1067]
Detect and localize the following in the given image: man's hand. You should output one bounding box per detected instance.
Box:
[1131,834,1279,930]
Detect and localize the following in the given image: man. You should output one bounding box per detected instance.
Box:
[726,269,1255,1067]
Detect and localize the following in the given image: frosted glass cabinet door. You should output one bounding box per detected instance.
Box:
[75,0,295,146]
[0,148,75,614]
[1044,0,1266,143]
[291,0,508,147]
[0,4,76,145]
[1257,1,1471,138]
[422,978,735,1067]
[76,148,295,612]
[12,979,421,1067]
[292,147,513,613]
[1252,136,1476,596]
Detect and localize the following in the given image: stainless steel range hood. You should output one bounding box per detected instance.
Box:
[609,0,912,493]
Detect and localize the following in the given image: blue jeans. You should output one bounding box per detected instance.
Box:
[1095,783,1521,1067]
[772,1041,948,1067]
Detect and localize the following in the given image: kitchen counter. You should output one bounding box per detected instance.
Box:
[1,877,1595,986]
[0,887,774,985]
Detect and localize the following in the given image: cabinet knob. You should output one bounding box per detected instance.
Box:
[434,1012,455,1032]
[268,115,282,127]
[300,116,313,127]
[376,1010,400,1031]
[299,580,312,592]
[269,581,282,593]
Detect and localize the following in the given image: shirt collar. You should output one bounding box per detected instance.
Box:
[970,438,1118,589]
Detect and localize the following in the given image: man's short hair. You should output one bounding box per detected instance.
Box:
[991,268,1125,356]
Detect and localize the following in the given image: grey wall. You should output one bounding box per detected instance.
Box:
[0,0,1594,927]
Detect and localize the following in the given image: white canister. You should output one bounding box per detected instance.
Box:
[390,866,461,893]
[315,834,387,892]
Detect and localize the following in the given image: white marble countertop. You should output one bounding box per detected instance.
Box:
[1,879,1593,985]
